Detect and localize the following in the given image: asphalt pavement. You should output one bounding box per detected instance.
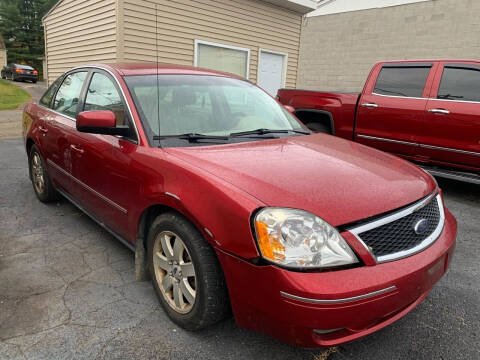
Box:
[0,80,479,359]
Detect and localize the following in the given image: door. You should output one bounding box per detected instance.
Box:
[69,71,139,240]
[355,63,435,158]
[42,71,88,193]
[257,51,286,97]
[419,63,480,170]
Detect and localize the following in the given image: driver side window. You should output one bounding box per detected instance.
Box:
[52,72,87,118]
[84,72,125,126]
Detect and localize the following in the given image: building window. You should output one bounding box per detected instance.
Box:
[195,40,250,79]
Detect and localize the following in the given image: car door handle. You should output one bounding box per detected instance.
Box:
[70,144,84,155]
[39,126,48,134]
[361,103,378,108]
[428,108,450,114]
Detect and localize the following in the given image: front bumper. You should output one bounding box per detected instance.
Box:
[216,208,457,348]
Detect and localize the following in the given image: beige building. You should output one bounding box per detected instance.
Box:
[298,0,480,92]
[42,0,316,95]
[0,34,7,68]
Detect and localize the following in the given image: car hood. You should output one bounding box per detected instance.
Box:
[166,134,436,226]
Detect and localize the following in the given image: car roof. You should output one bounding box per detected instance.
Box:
[78,62,246,80]
[379,59,480,64]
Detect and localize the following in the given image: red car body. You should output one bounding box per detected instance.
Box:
[277,60,480,183]
[22,63,456,348]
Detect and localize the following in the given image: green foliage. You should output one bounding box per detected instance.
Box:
[0,78,31,110]
[0,0,57,76]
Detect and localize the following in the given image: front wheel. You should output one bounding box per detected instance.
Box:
[147,212,230,330]
[29,145,58,202]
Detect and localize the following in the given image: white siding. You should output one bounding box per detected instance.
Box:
[122,0,303,87]
[43,0,118,82]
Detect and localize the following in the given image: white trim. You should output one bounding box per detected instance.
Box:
[194,39,250,79]
[258,48,288,89]
[308,0,431,17]
[42,0,63,21]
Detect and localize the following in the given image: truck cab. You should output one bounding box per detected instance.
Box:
[278,60,480,183]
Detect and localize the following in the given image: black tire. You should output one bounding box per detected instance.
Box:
[29,145,58,202]
[32,79,37,84]
[305,122,330,134]
[147,212,230,330]
[1,73,5,79]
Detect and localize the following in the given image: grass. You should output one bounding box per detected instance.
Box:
[0,79,31,110]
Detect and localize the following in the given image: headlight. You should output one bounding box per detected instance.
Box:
[254,208,358,269]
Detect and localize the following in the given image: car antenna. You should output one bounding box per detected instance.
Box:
[153,3,162,148]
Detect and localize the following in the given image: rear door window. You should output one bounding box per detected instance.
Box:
[437,65,480,102]
[52,71,88,118]
[374,65,431,98]
[40,77,63,108]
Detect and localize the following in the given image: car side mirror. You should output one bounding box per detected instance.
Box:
[284,105,296,114]
[76,110,131,136]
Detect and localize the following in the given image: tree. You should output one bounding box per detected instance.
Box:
[0,0,57,76]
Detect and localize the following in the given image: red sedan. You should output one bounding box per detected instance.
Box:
[22,63,456,348]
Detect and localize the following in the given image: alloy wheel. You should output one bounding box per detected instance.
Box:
[31,152,45,195]
[153,231,197,314]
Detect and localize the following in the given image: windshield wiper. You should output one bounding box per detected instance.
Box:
[230,128,310,137]
[154,133,229,142]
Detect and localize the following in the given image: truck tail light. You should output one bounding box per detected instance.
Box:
[15,69,23,73]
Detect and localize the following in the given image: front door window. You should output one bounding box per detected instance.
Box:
[52,72,88,118]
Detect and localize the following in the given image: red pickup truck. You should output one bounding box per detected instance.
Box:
[277,60,480,184]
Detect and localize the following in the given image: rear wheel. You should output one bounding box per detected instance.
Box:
[32,79,37,84]
[29,145,58,202]
[147,212,230,330]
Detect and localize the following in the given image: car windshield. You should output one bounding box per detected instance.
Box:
[124,75,307,146]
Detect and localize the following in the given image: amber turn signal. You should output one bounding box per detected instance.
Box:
[255,221,286,261]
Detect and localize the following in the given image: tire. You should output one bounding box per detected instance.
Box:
[147,212,230,330]
[305,122,330,134]
[32,79,37,84]
[1,72,5,79]
[29,145,58,202]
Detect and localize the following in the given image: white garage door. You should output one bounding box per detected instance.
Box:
[257,51,286,96]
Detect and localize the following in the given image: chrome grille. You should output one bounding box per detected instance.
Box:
[349,194,445,263]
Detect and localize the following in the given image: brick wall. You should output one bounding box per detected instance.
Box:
[297,0,480,92]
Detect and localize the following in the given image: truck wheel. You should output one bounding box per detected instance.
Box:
[306,122,330,134]
[147,212,230,330]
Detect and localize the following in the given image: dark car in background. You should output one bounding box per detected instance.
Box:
[1,63,38,83]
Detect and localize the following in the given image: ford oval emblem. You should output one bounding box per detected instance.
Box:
[414,219,429,235]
